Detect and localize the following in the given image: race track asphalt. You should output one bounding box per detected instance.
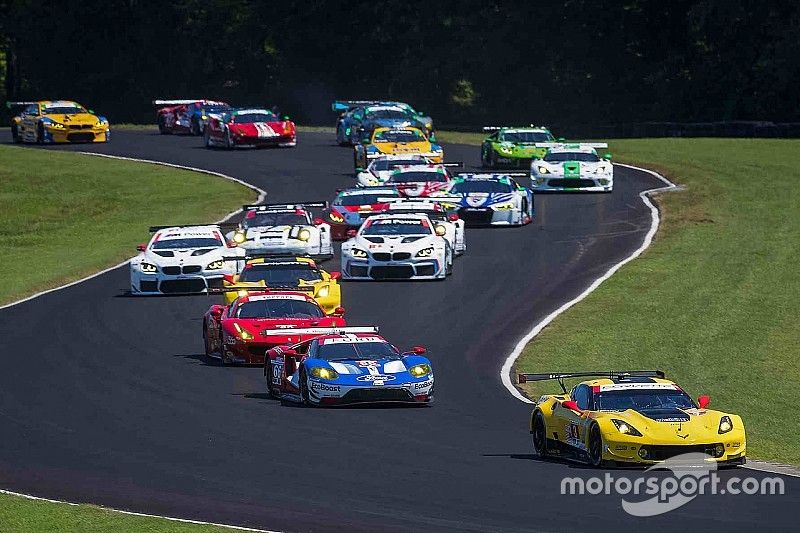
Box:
[0,131,796,532]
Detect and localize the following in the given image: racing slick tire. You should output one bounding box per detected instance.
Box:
[204,129,213,149]
[36,122,44,144]
[224,129,234,149]
[158,115,170,135]
[482,147,497,169]
[336,124,349,146]
[531,410,548,458]
[11,123,21,143]
[588,422,608,467]
[445,246,454,276]
[299,369,311,406]
[190,117,201,136]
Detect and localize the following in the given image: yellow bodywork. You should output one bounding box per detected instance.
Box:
[11,100,109,143]
[530,377,746,466]
[223,257,342,314]
[357,127,444,167]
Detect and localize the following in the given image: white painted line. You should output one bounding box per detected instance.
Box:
[500,163,677,403]
[0,151,266,312]
[0,488,282,532]
[743,460,800,478]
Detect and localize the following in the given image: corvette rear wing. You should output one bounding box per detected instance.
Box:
[243,202,328,211]
[262,326,379,336]
[441,162,463,168]
[518,370,665,392]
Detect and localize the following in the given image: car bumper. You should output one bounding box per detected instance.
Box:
[342,259,444,280]
[232,134,296,147]
[130,274,224,295]
[307,379,434,405]
[222,341,282,365]
[330,222,361,241]
[494,155,534,168]
[531,176,613,192]
[601,435,746,465]
[43,127,109,143]
[456,207,529,226]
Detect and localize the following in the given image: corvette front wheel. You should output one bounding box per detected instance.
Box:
[588,423,605,467]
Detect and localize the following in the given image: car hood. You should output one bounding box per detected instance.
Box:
[373,141,432,155]
[351,234,438,251]
[141,247,227,265]
[44,113,99,125]
[601,408,734,443]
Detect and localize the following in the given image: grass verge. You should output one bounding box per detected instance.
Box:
[0,145,256,305]
[510,138,800,465]
[0,492,246,532]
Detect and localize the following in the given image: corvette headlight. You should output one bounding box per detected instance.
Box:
[350,248,368,259]
[718,416,733,434]
[140,262,157,273]
[329,212,344,223]
[416,247,434,257]
[233,322,254,340]
[612,419,643,436]
[493,202,515,210]
[206,259,225,270]
[408,364,431,377]
[310,367,339,380]
[537,166,550,174]
[296,229,311,241]
[232,231,246,244]
[316,285,330,298]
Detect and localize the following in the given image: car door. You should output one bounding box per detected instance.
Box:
[20,104,40,139]
[552,384,591,454]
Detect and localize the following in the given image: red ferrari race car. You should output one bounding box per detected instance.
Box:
[204,107,296,149]
[153,99,230,135]
[385,163,457,198]
[326,186,403,240]
[202,290,345,365]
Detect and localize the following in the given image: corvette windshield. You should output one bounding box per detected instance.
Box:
[449,180,513,193]
[389,171,447,183]
[239,264,322,283]
[243,212,308,228]
[371,158,425,171]
[233,113,275,123]
[362,219,431,236]
[42,105,85,115]
[544,152,600,162]
[596,389,695,412]
[501,131,553,143]
[337,192,400,206]
[236,299,323,319]
[152,238,222,249]
[367,109,410,120]
[373,130,425,143]
[317,341,399,361]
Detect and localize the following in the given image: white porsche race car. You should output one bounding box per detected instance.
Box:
[341,213,453,280]
[380,198,466,256]
[130,225,245,295]
[355,154,429,187]
[227,203,334,261]
[530,143,614,192]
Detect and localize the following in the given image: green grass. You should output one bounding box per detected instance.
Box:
[0,492,245,532]
[0,145,256,305]
[510,138,800,465]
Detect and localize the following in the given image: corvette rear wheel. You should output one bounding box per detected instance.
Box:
[532,411,548,458]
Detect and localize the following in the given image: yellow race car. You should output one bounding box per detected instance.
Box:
[354,127,443,170]
[519,370,746,467]
[8,100,109,144]
[222,256,342,314]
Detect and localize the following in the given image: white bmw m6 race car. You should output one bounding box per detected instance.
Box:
[380,198,466,256]
[530,143,614,192]
[341,213,453,280]
[355,154,429,187]
[130,225,245,295]
[227,203,334,261]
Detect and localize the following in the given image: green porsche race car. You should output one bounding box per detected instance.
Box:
[480,126,556,169]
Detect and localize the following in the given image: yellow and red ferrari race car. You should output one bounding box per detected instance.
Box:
[519,370,746,467]
[221,256,342,314]
[8,100,109,143]
[353,127,443,170]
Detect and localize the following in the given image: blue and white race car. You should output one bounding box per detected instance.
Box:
[435,173,534,226]
[264,327,434,406]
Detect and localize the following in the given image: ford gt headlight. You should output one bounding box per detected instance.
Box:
[310,367,339,380]
[296,229,311,242]
[537,166,551,174]
[140,262,157,273]
[316,285,330,298]
[350,248,368,259]
[416,247,434,257]
[612,419,643,436]
[408,364,431,377]
[232,231,246,244]
[206,259,225,270]
[492,202,515,210]
[718,416,733,434]
[233,322,254,340]
[329,212,344,223]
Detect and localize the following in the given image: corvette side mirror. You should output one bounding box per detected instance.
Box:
[562,400,581,412]
[697,395,710,409]
[329,271,342,280]
[136,243,146,252]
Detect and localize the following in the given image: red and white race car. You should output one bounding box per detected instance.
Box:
[202,290,345,365]
[153,99,230,135]
[204,107,296,149]
[385,164,455,198]
[325,186,403,240]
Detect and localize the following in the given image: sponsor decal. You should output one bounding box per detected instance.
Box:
[413,379,432,390]
[356,374,396,382]
[598,383,679,392]
[310,382,341,392]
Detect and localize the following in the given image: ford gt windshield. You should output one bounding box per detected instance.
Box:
[152,238,222,249]
[544,152,600,162]
[317,341,399,361]
[236,299,323,319]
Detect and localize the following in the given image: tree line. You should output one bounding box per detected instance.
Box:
[1,0,798,133]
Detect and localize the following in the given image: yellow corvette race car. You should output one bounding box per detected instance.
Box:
[9,100,109,144]
[519,371,746,467]
[354,127,443,170]
[221,256,342,314]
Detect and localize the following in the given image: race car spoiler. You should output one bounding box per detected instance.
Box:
[331,100,388,112]
[533,142,608,149]
[482,125,549,131]
[518,370,665,392]
[6,101,38,109]
[262,326,379,336]
[243,202,328,211]
[152,99,226,107]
